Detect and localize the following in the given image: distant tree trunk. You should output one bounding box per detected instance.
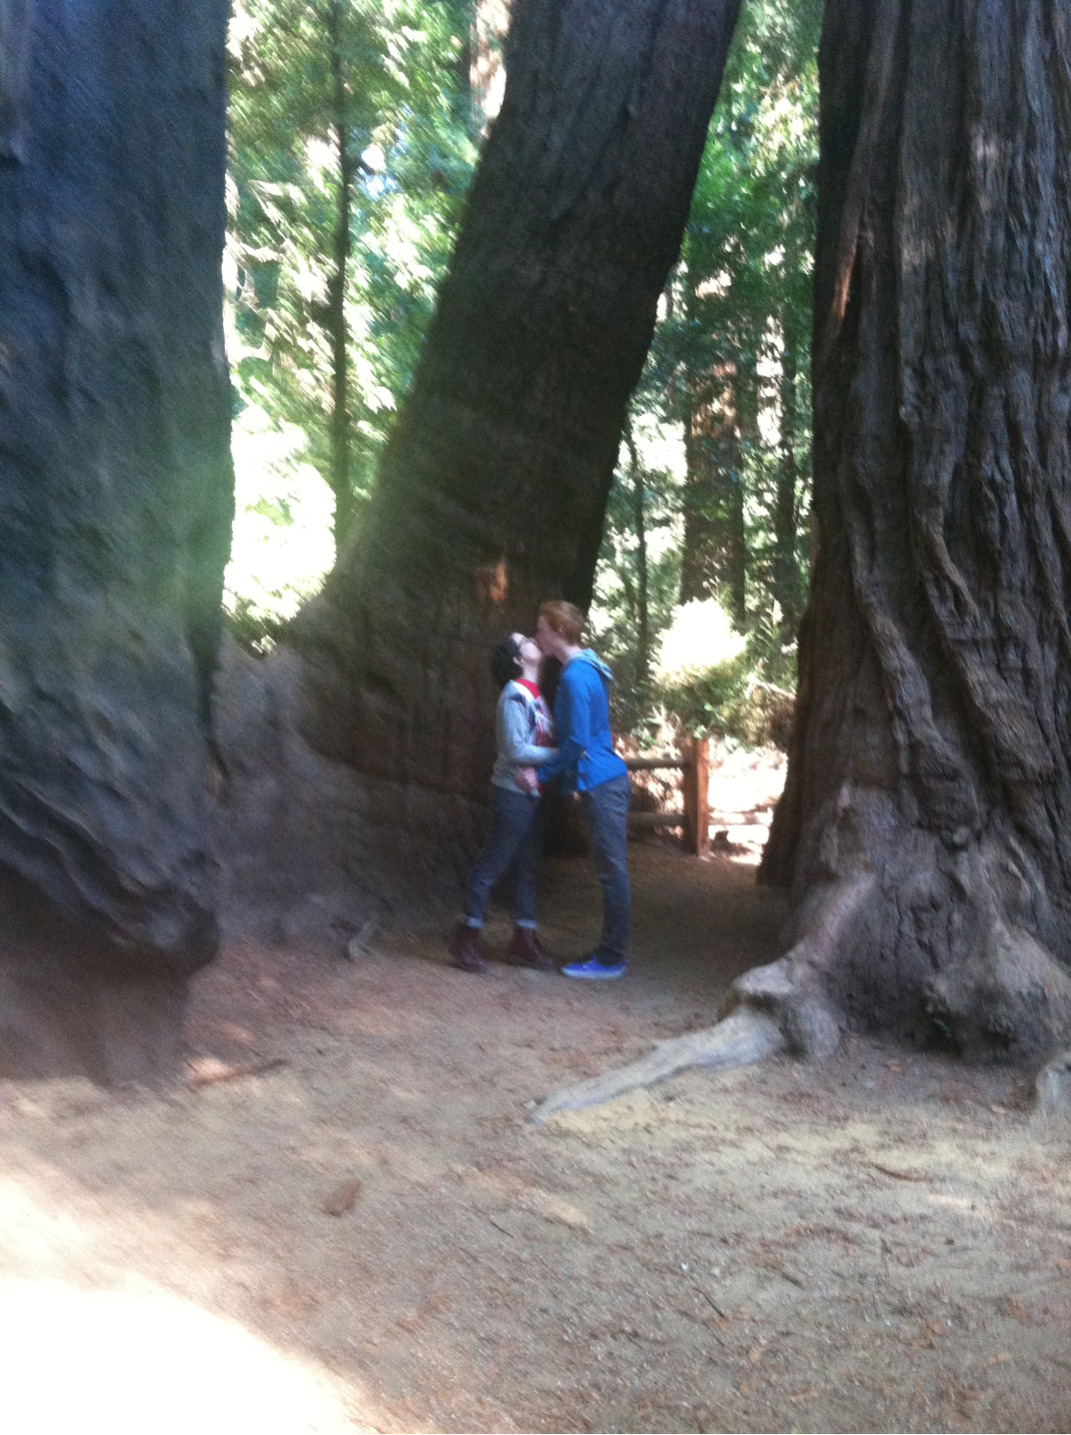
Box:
[772,312,802,641]
[728,370,752,624]
[0,1,232,1079]
[470,0,512,134]
[624,426,651,687]
[326,0,356,551]
[281,0,743,844]
[679,369,748,627]
[758,0,1071,1063]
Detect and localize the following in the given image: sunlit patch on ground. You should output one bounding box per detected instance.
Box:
[0,1276,362,1434]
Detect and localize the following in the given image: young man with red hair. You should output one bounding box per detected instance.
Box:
[532,601,631,979]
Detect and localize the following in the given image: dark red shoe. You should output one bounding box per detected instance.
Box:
[450,923,491,974]
[506,927,557,972]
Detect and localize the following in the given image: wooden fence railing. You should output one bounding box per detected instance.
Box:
[623,736,710,857]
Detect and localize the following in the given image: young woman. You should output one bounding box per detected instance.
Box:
[451,633,558,974]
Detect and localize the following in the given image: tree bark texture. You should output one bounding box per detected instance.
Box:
[0,1,232,1079]
[278,0,742,852]
[760,0,1071,1062]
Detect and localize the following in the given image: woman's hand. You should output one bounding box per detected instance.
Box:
[515,766,538,793]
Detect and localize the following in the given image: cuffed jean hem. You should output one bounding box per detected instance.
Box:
[463,785,544,928]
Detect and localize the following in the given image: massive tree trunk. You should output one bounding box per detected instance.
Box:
[758,0,1071,1061]
[233,0,743,902]
[537,0,1071,1120]
[0,1,232,1080]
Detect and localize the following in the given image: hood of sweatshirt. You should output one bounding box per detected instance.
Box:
[571,649,614,683]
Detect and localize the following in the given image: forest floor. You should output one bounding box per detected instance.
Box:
[1,747,1070,1434]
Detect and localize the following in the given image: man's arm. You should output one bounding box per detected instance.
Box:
[536,671,592,783]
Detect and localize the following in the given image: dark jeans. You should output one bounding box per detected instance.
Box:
[580,772,631,964]
[463,785,543,928]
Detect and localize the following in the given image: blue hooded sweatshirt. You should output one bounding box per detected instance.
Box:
[536,650,628,794]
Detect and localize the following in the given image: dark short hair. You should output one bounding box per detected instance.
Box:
[489,634,523,689]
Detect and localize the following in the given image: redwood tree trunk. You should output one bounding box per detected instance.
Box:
[290,0,742,823]
[0,2,232,1079]
[759,0,1071,1062]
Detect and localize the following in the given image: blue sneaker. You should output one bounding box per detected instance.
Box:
[561,955,626,981]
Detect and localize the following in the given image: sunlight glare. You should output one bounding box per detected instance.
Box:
[655,598,747,680]
[0,1277,363,1435]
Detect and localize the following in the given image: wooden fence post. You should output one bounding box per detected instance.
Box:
[682,736,710,856]
[623,737,709,854]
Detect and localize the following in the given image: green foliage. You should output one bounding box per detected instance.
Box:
[593,0,820,747]
[223,0,820,707]
[227,0,475,523]
[592,421,682,728]
[658,625,797,747]
[225,594,289,657]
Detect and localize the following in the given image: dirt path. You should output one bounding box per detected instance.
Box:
[1,836,1069,1434]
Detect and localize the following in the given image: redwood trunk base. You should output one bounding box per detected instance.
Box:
[0,879,188,1086]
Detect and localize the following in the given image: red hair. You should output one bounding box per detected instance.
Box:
[538,600,585,646]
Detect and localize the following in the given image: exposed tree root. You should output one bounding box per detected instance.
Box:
[530,873,870,1122]
[925,912,1071,1062]
[1034,1049,1071,1118]
[530,1006,785,1123]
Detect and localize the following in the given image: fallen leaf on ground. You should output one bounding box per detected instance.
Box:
[530,1192,590,1230]
[323,1176,363,1216]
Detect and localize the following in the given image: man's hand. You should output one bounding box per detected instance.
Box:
[516,766,538,793]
